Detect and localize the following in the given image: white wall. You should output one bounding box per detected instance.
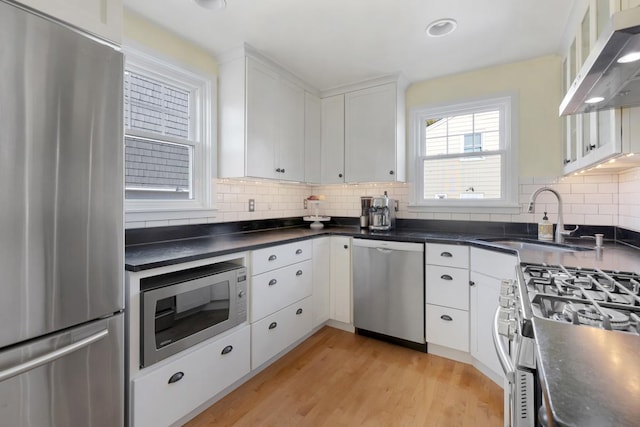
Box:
[619,167,640,231]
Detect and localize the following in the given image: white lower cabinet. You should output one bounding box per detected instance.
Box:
[425,304,469,352]
[250,259,312,322]
[312,237,331,327]
[132,325,250,427]
[329,236,352,324]
[251,297,312,369]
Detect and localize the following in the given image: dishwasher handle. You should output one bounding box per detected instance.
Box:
[352,239,424,252]
[376,247,393,254]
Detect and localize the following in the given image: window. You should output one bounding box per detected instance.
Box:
[123,47,214,217]
[409,95,518,210]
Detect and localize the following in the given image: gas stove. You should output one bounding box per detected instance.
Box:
[519,263,640,335]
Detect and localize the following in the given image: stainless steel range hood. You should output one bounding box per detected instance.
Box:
[560,7,640,116]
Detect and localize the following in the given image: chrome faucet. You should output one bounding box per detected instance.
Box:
[527,187,578,244]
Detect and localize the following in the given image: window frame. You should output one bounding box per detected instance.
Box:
[123,46,216,221]
[408,94,519,213]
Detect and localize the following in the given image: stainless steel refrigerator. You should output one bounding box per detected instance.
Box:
[0,1,125,426]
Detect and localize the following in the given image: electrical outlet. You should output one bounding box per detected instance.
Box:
[248,199,255,212]
[304,199,308,209]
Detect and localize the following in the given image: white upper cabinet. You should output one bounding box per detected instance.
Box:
[320,95,346,184]
[562,0,640,174]
[17,0,122,44]
[304,92,322,184]
[219,47,312,182]
[320,76,407,184]
[345,82,405,182]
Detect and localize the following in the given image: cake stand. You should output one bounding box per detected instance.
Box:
[303,200,331,229]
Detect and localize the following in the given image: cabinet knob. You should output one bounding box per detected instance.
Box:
[296,308,303,315]
[268,322,278,330]
[469,281,476,287]
[440,315,453,322]
[440,251,453,258]
[564,159,571,164]
[268,254,277,261]
[221,345,233,355]
[587,144,596,151]
[389,170,394,175]
[296,270,303,276]
[268,279,277,286]
[281,168,285,173]
[275,168,282,173]
[338,173,343,178]
[295,248,303,255]
[440,274,453,281]
[168,372,184,384]
[344,244,349,249]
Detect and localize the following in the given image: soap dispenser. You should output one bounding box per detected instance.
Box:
[538,212,553,241]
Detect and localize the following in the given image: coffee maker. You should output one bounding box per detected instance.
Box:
[369,192,396,231]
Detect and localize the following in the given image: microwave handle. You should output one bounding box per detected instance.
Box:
[492,307,515,384]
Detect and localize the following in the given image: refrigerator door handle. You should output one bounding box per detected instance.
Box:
[0,328,109,382]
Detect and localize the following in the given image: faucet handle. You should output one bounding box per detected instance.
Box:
[560,225,579,236]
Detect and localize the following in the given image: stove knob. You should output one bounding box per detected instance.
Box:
[499,308,515,321]
[498,318,517,339]
[499,295,515,308]
[500,280,515,296]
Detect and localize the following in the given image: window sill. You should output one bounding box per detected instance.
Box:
[407,203,521,215]
[125,208,218,224]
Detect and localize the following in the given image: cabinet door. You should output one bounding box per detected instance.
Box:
[278,78,305,181]
[469,271,503,378]
[321,95,345,184]
[330,236,351,323]
[133,325,250,427]
[344,83,397,182]
[304,92,322,183]
[246,58,279,179]
[18,0,122,43]
[312,237,331,327]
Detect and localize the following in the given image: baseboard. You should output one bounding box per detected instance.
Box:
[325,319,355,332]
[427,343,473,364]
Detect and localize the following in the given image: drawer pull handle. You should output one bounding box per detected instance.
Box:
[344,245,349,249]
[296,270,303,276]
[269,279,277,286]
[469,281,476,287]
[168,372,184,384]
[268,255,277,261]
[440,315,453,322]
[440,252,453,258]
[296,249,303,255]
[296,308,303,315]
[221,345,233,355]
[268,322,278,330]
[440,274,453,281]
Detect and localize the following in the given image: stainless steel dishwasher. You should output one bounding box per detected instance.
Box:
[352,239,426,351]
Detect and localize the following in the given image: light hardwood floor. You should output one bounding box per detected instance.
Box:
[185,326,503,427]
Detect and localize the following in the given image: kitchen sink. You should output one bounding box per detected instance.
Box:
[483,239,594,253]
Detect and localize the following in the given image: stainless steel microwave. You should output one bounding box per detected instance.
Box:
[140,262,247,368]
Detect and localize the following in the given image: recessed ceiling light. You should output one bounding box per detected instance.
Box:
[426,18,457,37]
[618,52,640,63]
[194,0,227,10]
[585,96,605,104]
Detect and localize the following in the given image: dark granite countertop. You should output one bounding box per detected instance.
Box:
[533,317,640,427]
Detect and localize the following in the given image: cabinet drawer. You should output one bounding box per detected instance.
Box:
[251,297,312,369]
[426,243,469,268]
[470,247,518,280]
[251,240,312,275]
[425,304,469,352]
[132,325,250,427]
[425,265,469,310]
[250,259,312,322]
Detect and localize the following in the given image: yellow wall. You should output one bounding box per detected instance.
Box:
[406,55,563,178]
[123,9,218,76]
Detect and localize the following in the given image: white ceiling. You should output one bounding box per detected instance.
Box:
[123,0,577,92]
